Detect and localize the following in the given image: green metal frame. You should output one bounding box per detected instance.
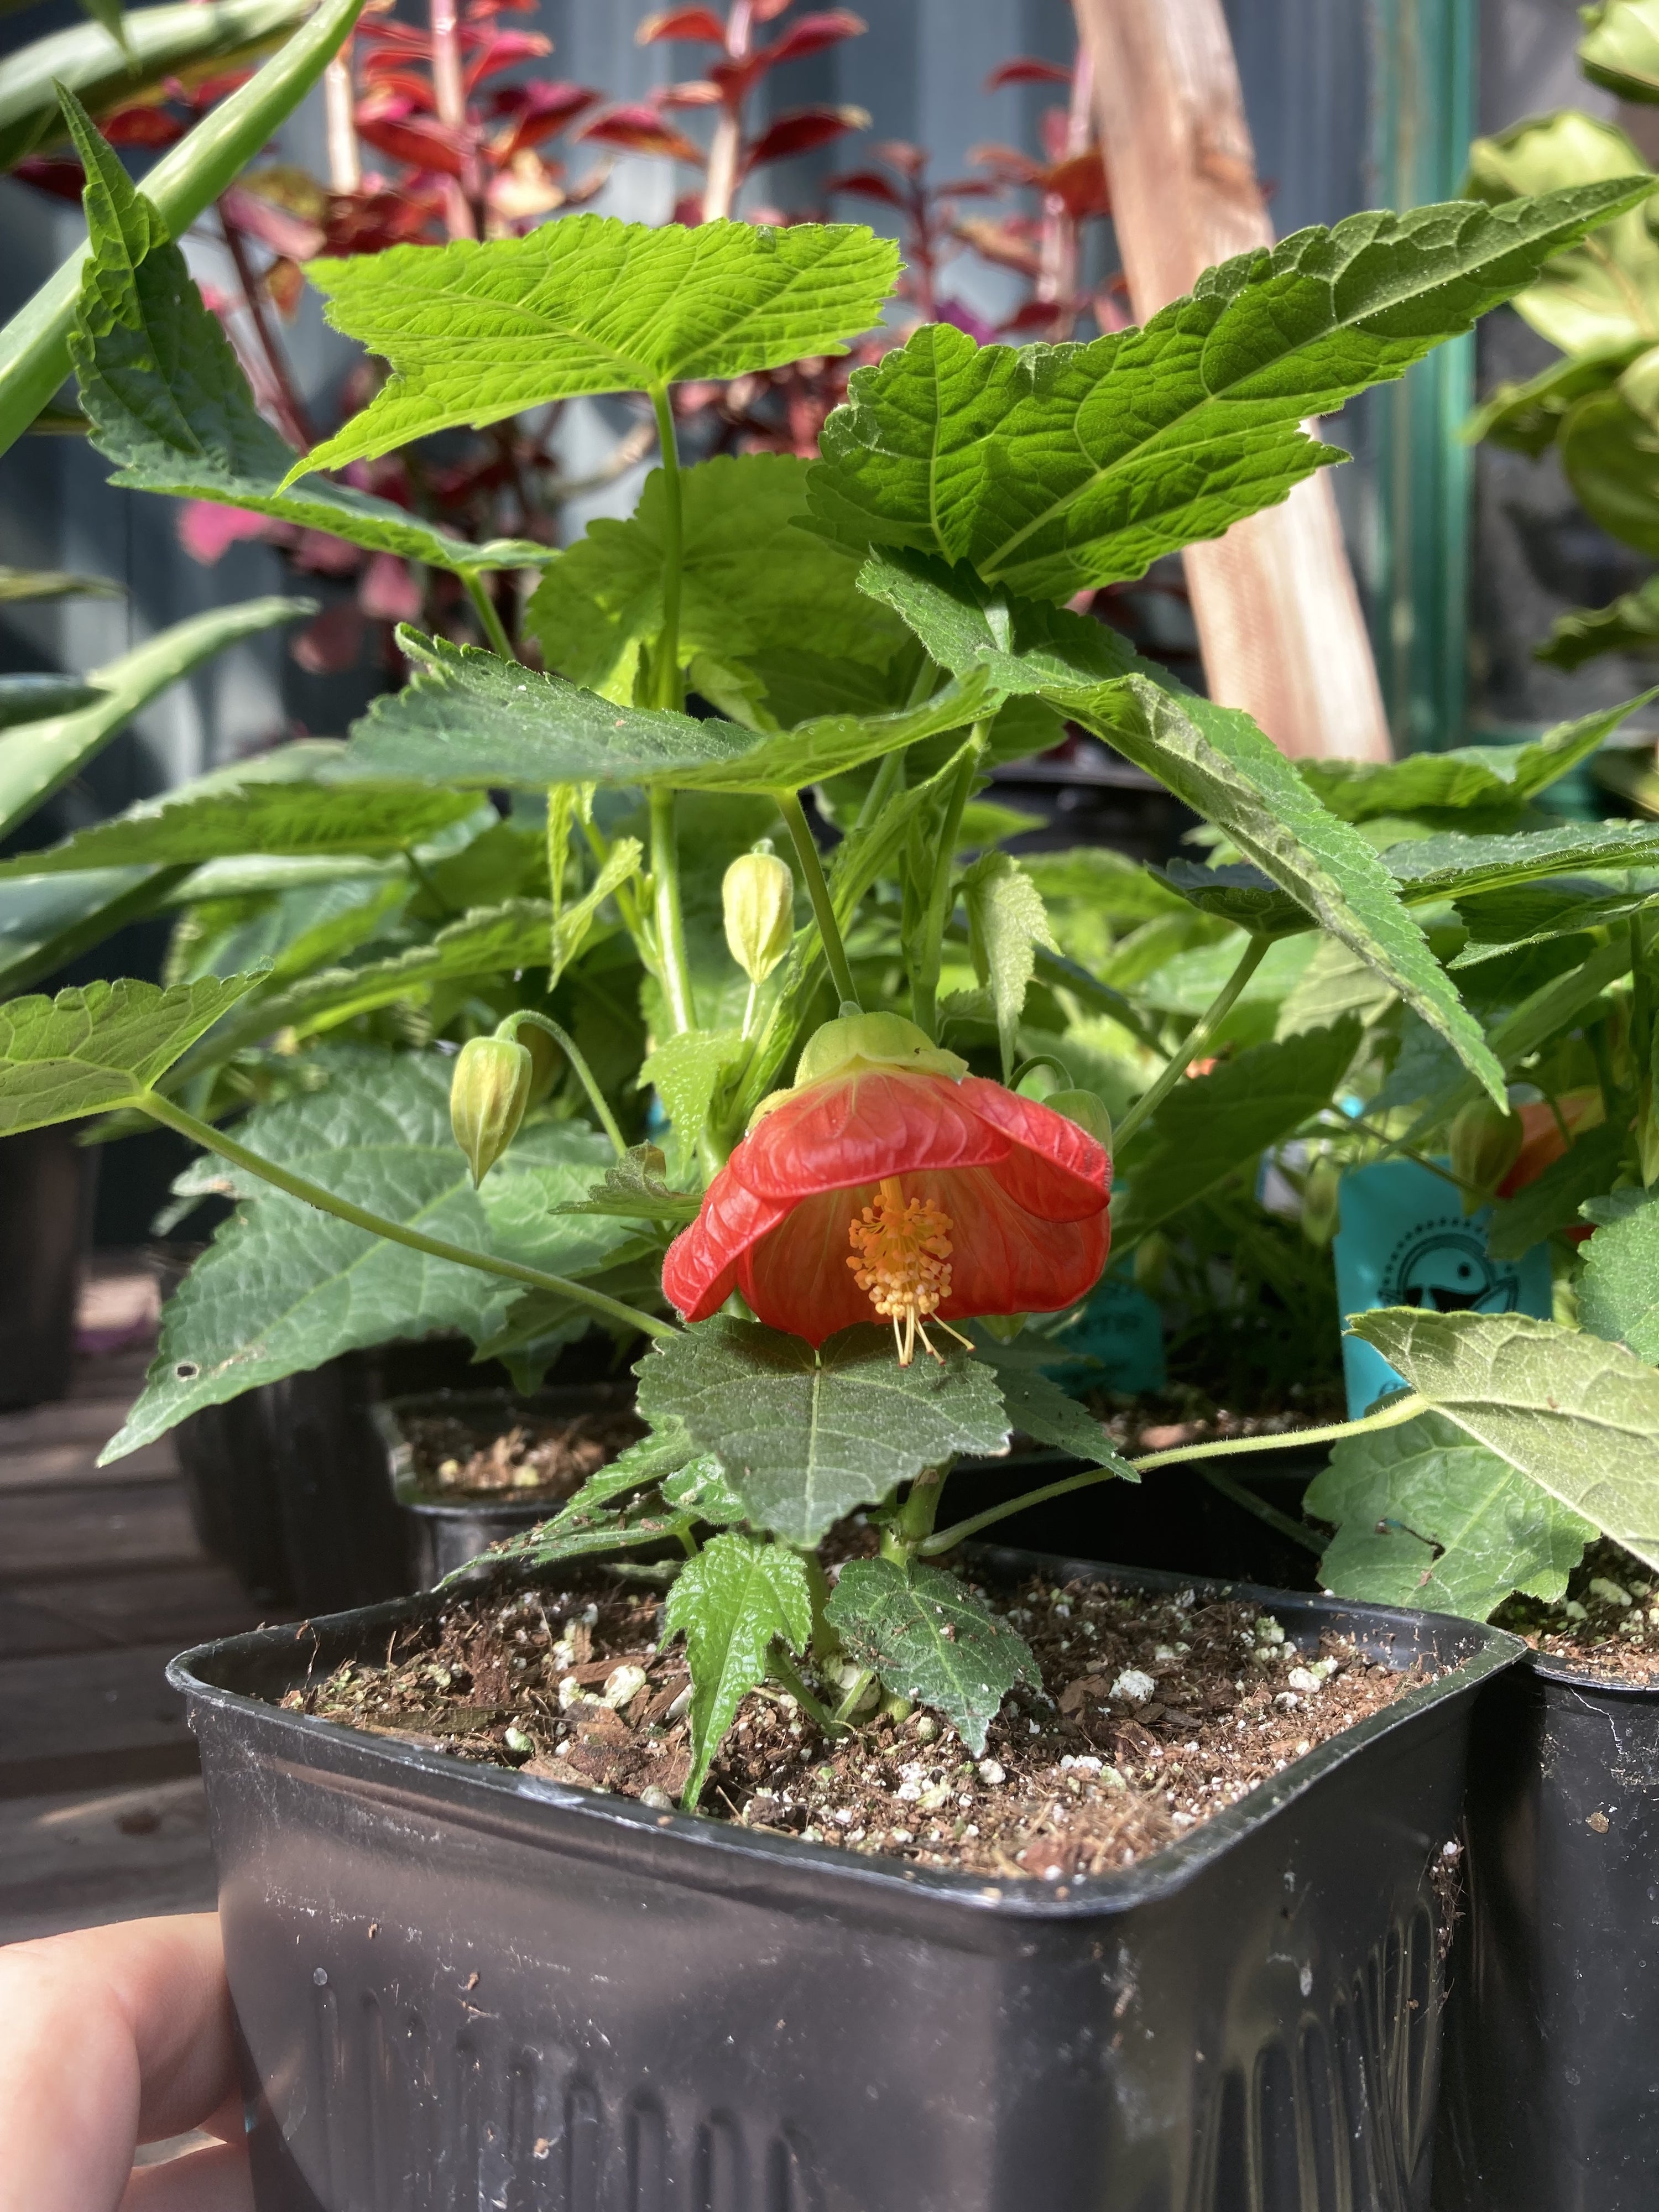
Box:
[1368,0,1479,754]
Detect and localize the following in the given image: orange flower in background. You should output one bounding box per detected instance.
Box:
[662,1016,1112,1363]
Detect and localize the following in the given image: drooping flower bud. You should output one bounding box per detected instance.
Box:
[1300,1154,1341,1248]
[722,847,794,986]
[1449,1097,1524,1213]
[1042,1087,1113,1154]
[1134,1231,1170,1298]
[450,1034,533,1185]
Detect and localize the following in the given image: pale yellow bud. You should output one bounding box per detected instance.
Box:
[449,1035,532,1185]
[1043,1087,1113,1153]
[722,848,793,985]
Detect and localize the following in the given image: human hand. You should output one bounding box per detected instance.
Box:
[0,1913,252,2212]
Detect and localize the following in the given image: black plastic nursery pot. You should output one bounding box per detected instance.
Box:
[375,1383,641,1588]
[0,1123,97,1410]
[1434,1652,1659,2211]
[171,1553,1520,2212]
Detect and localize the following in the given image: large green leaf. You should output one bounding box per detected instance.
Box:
[633,1317,1013,1546]
[664,1533,811,1806]
[826,1556,1039,1755]
[1386,820,1659,902]
[0,565,123,602]
[864,554,1504,1098]
[0,869,178,996]
[63,100,549,581]
[525,453,905,702]
[1580,1190,1659,1358]
[0,0,367,458]
[0,676,104,731]
[1557,389,1659,560]
[1536,576,1659,670]
[1452,876,1658,960]
[343,627,990,795]
[295,217,900,478]
[0,0,310,170]
[1297,698,1651,822]
[0,973,260,1134]
[1348,1307,1659,1572]
[0,778,478,877]
[1465,112,1659,355]
[1306,1409,1594,1621]
[806,182,1655,599]
[100,1051,640,1457]
[967,1342,1138,1475]
[0,596,310,845]
[1581,0,1659,102]
[1114,1019,1360,1243]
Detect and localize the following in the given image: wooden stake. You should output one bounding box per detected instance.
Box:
[1071,0,1392,762]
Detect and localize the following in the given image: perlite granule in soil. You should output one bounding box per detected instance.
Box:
[283,1562,1427,1880]
[404,1408,645,1501]
[1498,1539,1659,1684]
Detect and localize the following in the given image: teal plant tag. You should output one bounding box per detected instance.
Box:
[1041,1274,1167,1396]
[1333,1157,1553,1415]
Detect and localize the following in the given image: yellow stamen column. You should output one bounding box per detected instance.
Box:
[847,1176,963,1365]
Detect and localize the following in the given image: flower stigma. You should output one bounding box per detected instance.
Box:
[847,1177,972,1366]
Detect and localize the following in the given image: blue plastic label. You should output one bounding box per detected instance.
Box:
[1042,1274,1167,1395]
[1333,1157,1553,1416]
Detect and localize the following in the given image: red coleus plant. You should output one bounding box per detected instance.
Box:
[664,1015,1112,1363]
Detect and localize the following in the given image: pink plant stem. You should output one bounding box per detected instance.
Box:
[702,0,754,221]
[323,48,361,191]
[218,205,315,449]
[430,0,478,238]
[907,175,936,319]
[1036,41,1094,336]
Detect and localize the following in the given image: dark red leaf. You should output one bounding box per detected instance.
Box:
[101,104,186,148]
[657,77,723,107]
[12,158,86,203]
[170,67,253,111]
[291,601,366,676]
[870,137,924,175]
[635,7,728,43]
[822,167,905,208]
[221,184,325,261]
[357,66,434,105]
[953,215,1040,275]
[742,103,865,174]
[463,28,550,90]
[355,108,474,178]
[489,79,598,156]
[575,105,705,162]
[1044,147,1109,219]
[984,56,1070,90]
[322,187,443,253]
[757,9,864,67]
[969,140,1046,187]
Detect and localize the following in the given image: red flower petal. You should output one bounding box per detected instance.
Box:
[661,1166,791,1324]
[956,1077,1110,1221]
[733,1070,1010,1203]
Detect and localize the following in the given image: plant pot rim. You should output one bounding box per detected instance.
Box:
[1519,1646,1659,1696]
[373,1381,638,1518]
[168,1548,1522,1923]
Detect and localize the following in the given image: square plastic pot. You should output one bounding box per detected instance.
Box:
[170,1553,1519,2212]
[1434,1655,1659,2210]
[374,1384,640,1587]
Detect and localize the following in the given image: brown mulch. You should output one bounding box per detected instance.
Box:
[1497,1541,1659,1684]
[1078,1390,1344,1458]
[282,1558,1426,1881]
[405,1408,645,1501]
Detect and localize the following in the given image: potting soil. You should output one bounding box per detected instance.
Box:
[405,1408,645,1500]
[281,1559,1425,1879]
[1496,1538,1659,1682]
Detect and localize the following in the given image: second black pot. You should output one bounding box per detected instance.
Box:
[171,1553,1518,2212]
[0,1123,97,1410]
[1434,1653,1659,2211]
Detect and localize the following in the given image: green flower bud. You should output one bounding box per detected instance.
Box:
[1300,1154,1341,1248]
[722,848,794,986]
[1134,1231,1171,1298]
[1042,1087,1113,1152]
[450,1034,533,1185]
[792,1010,968,1088]
[1449,1097,1523,1213]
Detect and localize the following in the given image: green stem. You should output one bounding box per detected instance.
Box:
[463,570,515,662]
[880,1465,946,1563]
[139,1092,676,1342]
[649,384,684,712]
[777,789,860,1013]
[1113,933,1270,1151]
[1199,1467,1324,1557]
[498,1010,627,1159]
[650,786,696,1034]
[768,1649,845,1736]
[832,1667,877,1725]
[918,1395,1425,1557]
[910,723,988,1040]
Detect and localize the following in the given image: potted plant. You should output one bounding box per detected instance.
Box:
[11,70,1659,2201]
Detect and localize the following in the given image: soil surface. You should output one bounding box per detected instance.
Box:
[405,1409,645,1501]
[282,1556,1427,1880]
[1497,1541,1659,1684]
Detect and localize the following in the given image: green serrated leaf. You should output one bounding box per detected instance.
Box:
[1307,1408,1595,1620]
[665,1532,812,1806]
[825,1556,1039,1755]
[974,1349,1138,1476]
[1156,860,1313,938]
[1485,1120,1627,1258]
[100,1051,639,1457]
[1114,1020,1361,1243]
[61,100,549,580]
[0,676,103,731]
[1347,1307,1659,1572]
[1537,575,1659,670]
[1466,111,1659,356]
[296,217,900,478]
[1298,697,1652,822]
[1021,846,1192,925]
[445,1500,692,1584]
[1580,1188,1659,1358]
[0,972,261,1134]
[343,628,990,796]
[1582,0,1659,101]
[863,552,1504,1099]
[634,1317,1013,1546]
[1467,345,1639,457]
[639,1028,742,1158]
[526,453,905,701]
[559,1142,701,1227]
[961,851,1056,1080]
[0,565,122,602]
[1386,820,1659,902]
[660,1454,747,1525]
[0,869,175,998]
[1452,876,1658,961]
[810,182,1657,598]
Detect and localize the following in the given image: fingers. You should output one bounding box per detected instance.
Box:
[0,1914,238,2212]
[121,2142,253,2212]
